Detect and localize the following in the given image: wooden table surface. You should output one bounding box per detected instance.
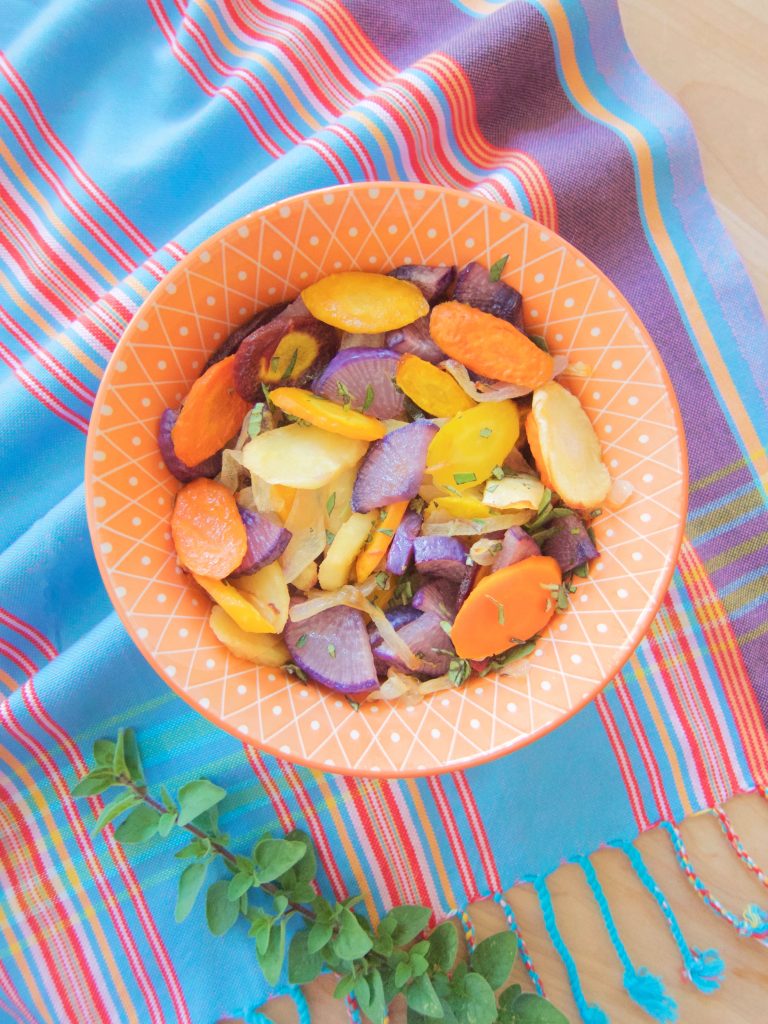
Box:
[238,2,768,1020]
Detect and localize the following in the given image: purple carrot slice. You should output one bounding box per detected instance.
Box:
[413,536,467,582]
[542,514,598,574]
[234,315,338,401]
[454,262,524,330]
[373,611,451,677]
[230,508,292,576]
[386,509,423,575]
[203,302,289,370]
[385,316,444,364]
[491,527,541,572]
[157,408,222,482]
[351,421,438,513]
[284,604,377,693]
[388,265,456,304]
[312,347,404,419]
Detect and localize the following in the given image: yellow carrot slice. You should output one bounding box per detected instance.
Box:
[395,354,475,417]
[268,387,385,441]
[302,271,428,332]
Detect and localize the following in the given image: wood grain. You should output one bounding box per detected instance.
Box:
[231,2,768,1019]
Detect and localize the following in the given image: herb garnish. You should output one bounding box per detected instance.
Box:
[479,427,493,438]
[453,472,477,486]
[488,253,509,281]
[336,380,352,407]
[296,634,308,648]
[327,643,337,659]
[362,384,375,412]
[326,492,336,516]
[247,403,266,438]
[491,465,505,480]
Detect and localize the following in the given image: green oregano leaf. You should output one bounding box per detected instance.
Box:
[363,384,375,412]
[258,917,288,986]
[176,779,227,826]
[227,871,254,903]
[71,769,117,798]
[112,728,128,777]
[158,811,177,838]
[528,334,549,353]
[488,254,509,281]
[281,829,316,884]
[453,472,476,486]
[91,791,140,835]
[93,739,116,767]
[326,492,336,516]
[252,836,307,883]
[406,973,444,1019]
[281,347,299,381]
[470,930,517,989]
[573,562,589,578]
[122,728,144,783]
[174,836,211,860]
[385,905,432,945]
[175,861,208,922]
[333,973,356,1000]
[307,920,333,954]
[159,784,176,813]
[205,879,240,937]
[288,928,325,985]
[113,804,161,844]
[359,968,387,1024]
[498,984,522,1012]
[445,971,497,1024]
[504,993,569,1023]
[426,920,458,972]
[333,908,373,960]
[248,403,266,438]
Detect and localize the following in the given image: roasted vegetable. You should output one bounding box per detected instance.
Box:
[352,421,438,512]
[158,408,222,482]
[388,264,456,304]
[203,302,289,370]
[312,347,405,420]
[453,262,523,329]
[234,315,338,401]
[303,271,428,333]
[242,424,368,489]
[284,604,377,692]
[231,507,291,576]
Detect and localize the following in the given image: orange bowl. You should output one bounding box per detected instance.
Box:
[85,183,687,777]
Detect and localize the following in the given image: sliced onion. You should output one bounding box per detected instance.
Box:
[559,361,592,378]
[440,354,568,403]
[374,611,451,677]
[421,512,532,536]
[605,477,634,510]
[468,537,503,566]
[279,490,325,583]
[218,448,245,492]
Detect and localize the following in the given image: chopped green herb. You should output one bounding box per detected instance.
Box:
[247,403,266,438]
[479,427,493,438]
[573,562,589,578]
[444,485,462,497]
[280,347,299,381]
[270,356,280,372]
[590,508,603,518]
[486,482,499,494]
[556,584,569,612]
[261,383,273,408]
[409,496,426,515]
[566,581,578,594]
[486,594,505,625]
[488,254,509,282]
[336,381,352,407]
[283,663,308,682]
[362,384,375,412]
[448,657,472,687]
[375,571,389,589]
[439,620,453,636]
[327,643,337,659]
[480,639,538,675]
[530,526,560,545]
[325,530,335,546]
[528,334,549,353]
[326,492,336,516]
[491,465,505,480]
[379,528,394,537]
[551,507,575,519]
[346,698,361,712]
[537,488,553,515]
[489,541,503,554]
[392,576,414,606]
[540,583,561,592]
[453,472,477,486]
[587,526,597,545]
[296,634,308,648]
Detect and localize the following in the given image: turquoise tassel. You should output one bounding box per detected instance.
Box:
[532,875,608,1024]
[574,855,677,1022]
[687,948,725,994]
[742,904,768,942]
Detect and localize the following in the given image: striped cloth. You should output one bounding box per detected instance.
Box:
[1,1,767,1021]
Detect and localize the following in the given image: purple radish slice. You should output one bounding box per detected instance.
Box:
[413,536,467,582]
[284,605,377,693]
[230,508,292,577]
[388,265,456,305]
[312,347,404,420]
[158,408,222,482]
[203,302,289,371]
[369,605,422,647]
[454,262,524,330]
[386,509,423,575]
[542,514,598,574]
[373,611,451,677]
[234,315,339,401]
[351,420,438,513]
[412,579,458,619]
[491,527,541,572]
[455,562,480,611]
[385,316,444,364]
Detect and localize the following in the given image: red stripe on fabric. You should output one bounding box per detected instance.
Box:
[292,0,395,82]
[0,608,58,661]
[278,760,348,898]
[0,308,95,404]
[341,780,401,907]
[595,693,651,830]
[376,782,435,910]
[0,962,38,1024]
[325,124,377,179]
[0,782,114,1023]
[0,639,37,677]
[243,746,296,833]
[0,340,89,433]
[0,54,157,258]
[300,136,352,183]
[426,776,477,901]
[146,0,282,157]
[0,97,137,271]
[453,773,502,893]
[614,682,673,822]
[165,241,187,261]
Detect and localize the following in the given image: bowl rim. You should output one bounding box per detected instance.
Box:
[85,181,689,777]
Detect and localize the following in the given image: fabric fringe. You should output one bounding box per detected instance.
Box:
[711,805,768,890]
[532,875,608,1023]
[493,891,546,996]
[661,821,768,944]
[574,855,677,1022]
[612,840,725,993]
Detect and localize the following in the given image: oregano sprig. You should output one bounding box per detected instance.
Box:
[71,729,568,1024]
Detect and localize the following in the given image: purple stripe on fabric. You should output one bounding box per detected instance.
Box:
[346,0,469,65]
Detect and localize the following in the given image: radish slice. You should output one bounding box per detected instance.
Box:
[541,514,598,573]
[373,611,452,677]
[234,315,338,401]
[203,303,289,371]
[455,562,480,611]
[369,605,421,647]
[351,421,439,513]
[388,265,456,304]
[284,605,377,693]
[312,347,404,420]
[492,527,541,571]
[413,536,467,582]
[158,408,223,482]
[231,508,291,576]
[386,509,423,575]
[385,317,444,364]
[454,262,523,329]
[412,579,458,618]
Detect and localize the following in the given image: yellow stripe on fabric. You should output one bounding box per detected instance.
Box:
[312,773,379,923]
[345,111,400,179]
[0,666,19,691]
[705,531,768,574]
[406,779,458,908]
[0,139,119,286]
[740,620,768,645]
[690,456,747,493]
[0,902,55,1024]
[538,0,768,492]
[124,274,151,301]
[0,269,103,379]
[625,650,695,819]
[0,746,139,1024]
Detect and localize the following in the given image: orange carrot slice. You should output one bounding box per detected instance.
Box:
[355,500,409,582]
[395,354,475,417]
[268,386,386,441]
[171,478,247,578]
[450,555,561,659]
[430,302,553,389]
[172,355,250,464]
